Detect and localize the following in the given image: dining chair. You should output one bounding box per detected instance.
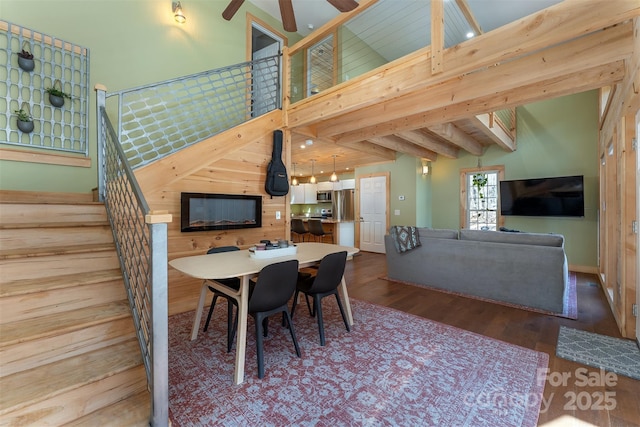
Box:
[291,218,309,242]
[231,259,302,378]
[291,251,349,346]
[202,246,240,353]
[308,219,333,243]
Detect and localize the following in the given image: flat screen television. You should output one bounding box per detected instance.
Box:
[499,175,584,217]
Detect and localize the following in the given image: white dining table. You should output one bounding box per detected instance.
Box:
[169,242,359,384]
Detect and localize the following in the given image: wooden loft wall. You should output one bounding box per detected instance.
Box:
[597,17,639,339]
[135,111,286,315]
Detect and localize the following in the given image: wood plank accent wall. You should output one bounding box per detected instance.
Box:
[135,111,287,316]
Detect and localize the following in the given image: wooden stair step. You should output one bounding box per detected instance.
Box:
[0,301,131,348]
[0,203,107,226]
[0,268,123,298]
[0,242,115,260]
[63,389,150,427]
[0,338,144,417]
[0,220,110,230]
[0,190,96,204]
[0,317,136,378]
[0,251,119,282]
[0,225,114,253]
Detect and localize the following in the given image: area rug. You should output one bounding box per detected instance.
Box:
[168,298,549,426]
[381,272,578,320]
[556,326,640,380]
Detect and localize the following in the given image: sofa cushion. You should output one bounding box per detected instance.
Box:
[459,229,564,247]
[418,228,459,240]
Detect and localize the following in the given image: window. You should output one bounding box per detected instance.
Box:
[460,166,505,230]
[306,35,335,97]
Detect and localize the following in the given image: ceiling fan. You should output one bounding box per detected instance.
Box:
[222,0,359,32]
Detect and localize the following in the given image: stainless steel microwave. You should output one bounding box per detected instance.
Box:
[316,191,332,202]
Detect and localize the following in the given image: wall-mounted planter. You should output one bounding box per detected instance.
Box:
[46,79,70,108]
[17,119,34,133]
[49,94,65,107]
[17,42,35,71]
[18,56,35,72]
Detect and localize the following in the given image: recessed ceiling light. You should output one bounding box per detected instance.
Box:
[300,144,306,149]
[466,32,474,39]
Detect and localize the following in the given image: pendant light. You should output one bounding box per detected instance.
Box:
[291,163,298,186]
[330,155,338,182]
[310,159,317,184]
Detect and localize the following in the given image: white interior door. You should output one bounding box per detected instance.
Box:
[359,175,388,253]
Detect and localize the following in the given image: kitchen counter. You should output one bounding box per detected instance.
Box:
[291,216,354,224]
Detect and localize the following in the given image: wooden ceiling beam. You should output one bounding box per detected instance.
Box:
[455,0,482,35]
[313,22,632,138]
[287,0,638,130]
[368,136,438,161]
[336,61,626,146]
[426,123,485,156]
[335,139,397,160]
[465,114,516,152]
[395,130,458,158]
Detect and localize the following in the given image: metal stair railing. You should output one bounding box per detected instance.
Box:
[96,87,171,427]
[104,54,281,169]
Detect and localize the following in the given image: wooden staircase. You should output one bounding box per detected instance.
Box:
[0,191,150,426]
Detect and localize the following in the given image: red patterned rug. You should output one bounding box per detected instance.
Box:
[168,299,548,426]
[381,272,578,320]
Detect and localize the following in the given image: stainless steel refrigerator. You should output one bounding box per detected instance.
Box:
[332,189,355,221]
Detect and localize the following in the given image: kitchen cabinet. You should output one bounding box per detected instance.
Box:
[317,182,333,191]
[341,179,355,190]
[303,183,318,204]
[291,183,317,204]
[290,185,305,204]
[335,222,355,247]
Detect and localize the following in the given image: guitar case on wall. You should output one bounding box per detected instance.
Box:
[265,130,289,197]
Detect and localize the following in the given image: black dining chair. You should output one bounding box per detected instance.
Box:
[291,218,309,242]
[291,251,349,346]
[230,259,302,378]
[202,246,241,353]
[308,219,333,243]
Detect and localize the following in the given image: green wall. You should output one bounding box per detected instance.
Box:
[0,0,298,192]
[356,91,599,268]
[431,91,598,267]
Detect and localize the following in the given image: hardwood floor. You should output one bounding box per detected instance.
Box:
[344,251,640,427]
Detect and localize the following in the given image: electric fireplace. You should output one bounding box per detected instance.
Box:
[180,192,262,232]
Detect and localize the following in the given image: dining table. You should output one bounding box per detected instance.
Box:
[169,242,359,384]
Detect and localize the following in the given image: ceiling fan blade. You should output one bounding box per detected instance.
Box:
[279,0,297,32]
[327,0,358,13]
[222,0,245,21]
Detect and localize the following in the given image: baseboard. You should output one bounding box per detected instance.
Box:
[568,264,598,275]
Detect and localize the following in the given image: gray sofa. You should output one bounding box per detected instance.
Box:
[384,228,569,314]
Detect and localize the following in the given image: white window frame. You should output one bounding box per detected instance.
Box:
[459,165,505,230]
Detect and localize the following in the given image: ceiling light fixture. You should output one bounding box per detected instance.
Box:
[330,155,339,182]
[291,163,298,186]
[310,159,317,184]
[173,1,186,23]
[422,163,430,175]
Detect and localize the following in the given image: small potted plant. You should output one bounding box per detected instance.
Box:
[46,80,71,107]
[472,173,488,199]
[17,44,35,71]
[14,108,34,133]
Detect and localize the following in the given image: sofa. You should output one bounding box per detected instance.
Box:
[384,228,569,314]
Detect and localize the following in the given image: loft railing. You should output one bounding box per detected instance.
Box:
[96,88,171,427]
[285,0,516,138]
[104,54,281,169]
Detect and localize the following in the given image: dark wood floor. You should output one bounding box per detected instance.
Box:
[343,251,640,427]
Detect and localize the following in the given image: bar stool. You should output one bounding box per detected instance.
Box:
[308,219,333,243]
[291,218,309,242]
